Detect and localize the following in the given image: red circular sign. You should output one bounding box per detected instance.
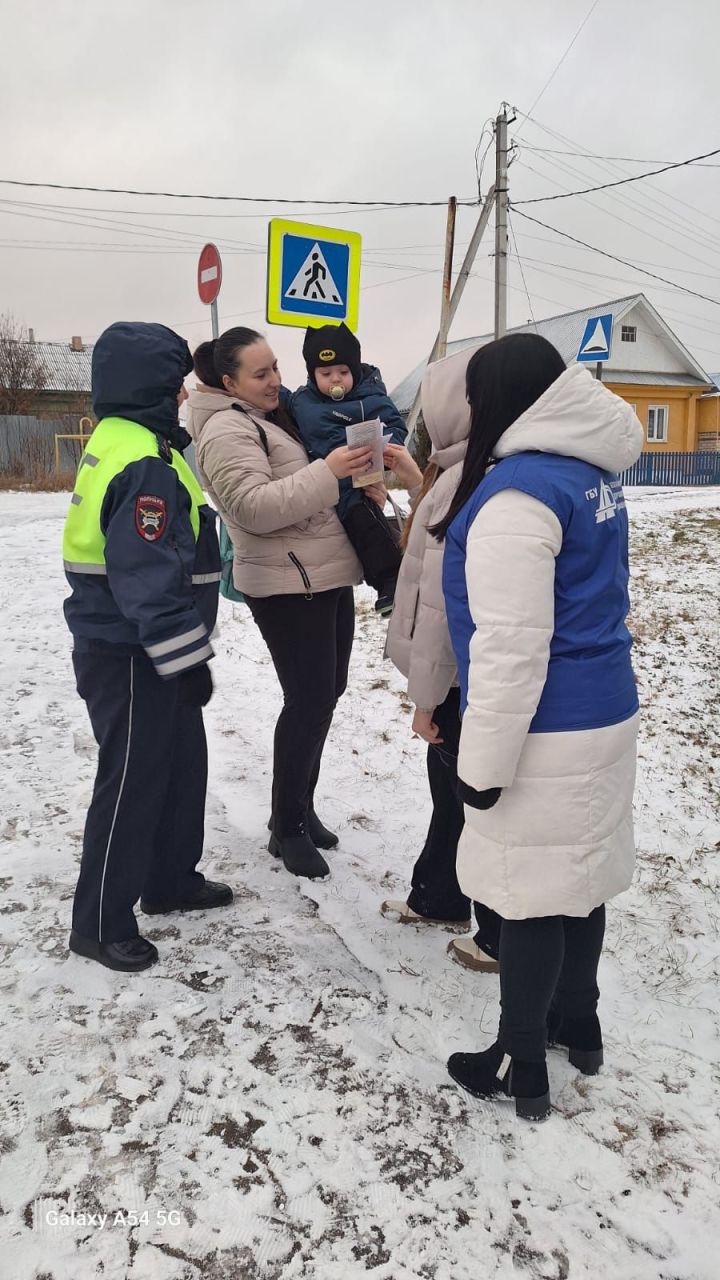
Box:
[197,243,222,305]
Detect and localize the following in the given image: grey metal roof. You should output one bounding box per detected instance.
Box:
[20,341,93,393]
[391,294,710,414]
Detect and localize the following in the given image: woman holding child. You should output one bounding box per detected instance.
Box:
[186,325,393,884]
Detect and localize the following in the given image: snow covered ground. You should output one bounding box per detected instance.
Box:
[0,487,718,1280]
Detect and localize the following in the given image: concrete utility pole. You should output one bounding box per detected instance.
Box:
[494,105,510,340]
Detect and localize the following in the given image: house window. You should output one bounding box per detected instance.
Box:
[621,325,637,342]
[647,405,668,443]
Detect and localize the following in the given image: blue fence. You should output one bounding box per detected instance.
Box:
[621,451,720,487]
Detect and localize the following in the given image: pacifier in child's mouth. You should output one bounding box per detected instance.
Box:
[329,384,346,401]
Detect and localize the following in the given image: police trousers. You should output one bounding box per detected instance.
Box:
[71,649,207,942]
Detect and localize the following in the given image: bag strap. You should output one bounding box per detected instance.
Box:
[231,403,269,456]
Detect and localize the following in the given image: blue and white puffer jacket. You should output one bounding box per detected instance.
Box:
[442,362,645,919]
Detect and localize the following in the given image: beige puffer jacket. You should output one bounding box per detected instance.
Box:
[385,344,479,710]
[186,387,362,598]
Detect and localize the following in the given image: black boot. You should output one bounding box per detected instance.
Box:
[140,881,233,915]
[374,575,398,617]
[547,1009,603,1075]
[447,1043,551,1121]
[69,930,158,973]
[268,829,330,879]
[268,811,339,850]
[306,808,339,850]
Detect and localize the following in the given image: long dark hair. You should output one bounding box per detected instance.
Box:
[431,333,566,541]
[192,327,263,390]
[192,326,302,441]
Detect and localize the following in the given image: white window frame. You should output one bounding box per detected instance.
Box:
[647,405,669,443]
[621,325,637,343]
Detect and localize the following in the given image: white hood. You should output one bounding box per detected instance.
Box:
[420,343,480,469]
[494,362,644,474]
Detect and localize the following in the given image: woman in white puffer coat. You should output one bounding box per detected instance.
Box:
[383,347,501,971]
[439,333,643,1121]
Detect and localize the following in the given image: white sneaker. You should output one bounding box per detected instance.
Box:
[447,937,500,973]
[380,900,471,930]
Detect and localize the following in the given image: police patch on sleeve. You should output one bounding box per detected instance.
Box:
[135,495,167,542]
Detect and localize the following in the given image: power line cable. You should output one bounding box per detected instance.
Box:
[0,176,476,207]
[508,213,537,327]
[516,0,601,127]
[510,208,720,306]
[512,254,720,339]
[513,112,720,242]
[519,143,720,168]
[513,154,720,268]
[513,146,720,205]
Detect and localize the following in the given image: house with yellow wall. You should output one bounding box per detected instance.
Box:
[392,294,714,452]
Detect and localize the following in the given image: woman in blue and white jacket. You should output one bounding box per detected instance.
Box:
[438,333,643,1121]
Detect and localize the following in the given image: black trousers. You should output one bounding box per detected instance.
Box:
[71,650,207,943]
[246,587,355,835]
[498,906,606,1061]
[341,496,401,592]
[407,687,501,955]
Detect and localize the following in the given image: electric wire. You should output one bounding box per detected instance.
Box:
[513,146,720,205]
[510,208,720,306]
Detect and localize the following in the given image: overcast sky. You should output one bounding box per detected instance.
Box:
[1,0,720,390]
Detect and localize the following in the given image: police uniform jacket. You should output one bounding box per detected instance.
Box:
[63,323,220,679]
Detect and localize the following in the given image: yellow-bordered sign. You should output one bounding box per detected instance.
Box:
[266,218,361,331]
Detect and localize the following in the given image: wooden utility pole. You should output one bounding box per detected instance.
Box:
[405,185,497,445]
[437,197,457,361]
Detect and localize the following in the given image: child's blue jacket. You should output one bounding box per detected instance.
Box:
[284,364,406,518]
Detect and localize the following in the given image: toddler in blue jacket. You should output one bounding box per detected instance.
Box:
[287,323,406,615]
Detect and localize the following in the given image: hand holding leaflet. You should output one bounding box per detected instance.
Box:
[345,419,385,488]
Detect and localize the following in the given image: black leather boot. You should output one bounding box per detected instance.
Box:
[69,930,158,973]
[268,829,330,879]
[547,1009,603,1074]
[268,811,339,850]
[306,809,338,850]
[140,881,233,915]
[447,1042,551,1121]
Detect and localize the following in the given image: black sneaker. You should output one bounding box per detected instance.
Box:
[268,830,330,879]
[140,880,233,915]
[68,930,158,973]
[447,1043,551,1121]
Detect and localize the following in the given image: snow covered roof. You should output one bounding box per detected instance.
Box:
[15,340,93,393]
[391,294,711,414]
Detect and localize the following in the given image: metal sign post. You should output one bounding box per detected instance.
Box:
[197,243,223,335]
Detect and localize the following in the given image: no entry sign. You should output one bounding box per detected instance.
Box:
[197,243,222,305]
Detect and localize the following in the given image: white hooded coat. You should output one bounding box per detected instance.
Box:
[454,362,644,919]
[385,344,477,710]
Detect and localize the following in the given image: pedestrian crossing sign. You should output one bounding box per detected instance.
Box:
[266,218,362,331]
[576,312,613,363]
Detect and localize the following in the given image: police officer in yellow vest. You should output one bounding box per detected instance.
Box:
[63,321,229,973]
